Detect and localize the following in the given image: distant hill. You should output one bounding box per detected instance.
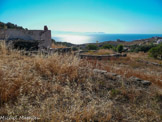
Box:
[0,21,25,29]
[78,36,162,48]
[52,39,75,47]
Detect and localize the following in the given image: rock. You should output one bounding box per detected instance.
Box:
[93,69,107,74]
[129,76,151,87]
[122,54,127,57]
[93,69,118,77]
[137,59,162,67]
[110,54,122,57]
[130,76,142,81]
[116,75,122,78]
[107,72,118,76]
[141,80,152,86]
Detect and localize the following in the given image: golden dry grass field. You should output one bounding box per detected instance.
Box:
[0,41,162,121]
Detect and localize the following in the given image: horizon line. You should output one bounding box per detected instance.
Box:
[52,30,162,35]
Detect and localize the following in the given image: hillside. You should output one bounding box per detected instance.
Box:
[0,41,161,121]
[0,22,24,29]
[77,36,162,48]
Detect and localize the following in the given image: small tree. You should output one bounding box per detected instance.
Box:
[116,44,123,53]
[86,44,98,50]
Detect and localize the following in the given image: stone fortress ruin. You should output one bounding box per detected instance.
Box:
[0,25,52,50]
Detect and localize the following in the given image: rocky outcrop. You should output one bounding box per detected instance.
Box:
[93,69,117,76]
[93,69,151,87]
[129,76,151,87]
[80,53,127,60]
[137,59,162,67]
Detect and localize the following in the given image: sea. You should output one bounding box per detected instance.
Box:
[53,34,162,44]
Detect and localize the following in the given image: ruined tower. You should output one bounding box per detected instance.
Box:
[44,25,48,31]
[0,26,52,50]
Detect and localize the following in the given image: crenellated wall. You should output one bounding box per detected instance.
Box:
[0,28,52,49]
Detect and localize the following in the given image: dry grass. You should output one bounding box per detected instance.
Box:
[87,54,162,87]
[51,43,67,48]
[127,52,162,64]
[0,41,161,121]
[85,49,115,55]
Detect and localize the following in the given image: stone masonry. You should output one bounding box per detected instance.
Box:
[0,26,52,49]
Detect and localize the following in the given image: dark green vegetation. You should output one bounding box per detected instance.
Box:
[0,22,24,29]
[84,42,162,61]
[128,44,162,60]
[86,44,124,53]
[149,44,162,60]
[129,44,156,53]
[72,47,78,51]
[116,44,124,53]
[86,44,98,50]
[101,44,113,49]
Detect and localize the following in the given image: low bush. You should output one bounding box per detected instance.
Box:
[101,44,113,49]
[116,44,123,53]
[130,44,156,53]
[149,44,162,60]
[86,44,98,50]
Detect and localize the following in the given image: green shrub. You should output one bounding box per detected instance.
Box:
[149,44,162,60]
[136,45,155,53]
[0,21,24,29]
[116,44,123,53]
[101,44,113,49]
[72,47,78,51]
[86,44,98,50]
[129,44,156,53]
[112,46,117,52]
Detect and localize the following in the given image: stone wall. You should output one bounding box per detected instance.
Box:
[0,28,51,49]
[79,53,127,60]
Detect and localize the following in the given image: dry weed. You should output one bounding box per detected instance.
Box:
[0,41,161,121]
[51,43,67,48]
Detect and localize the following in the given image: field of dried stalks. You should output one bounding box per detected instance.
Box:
[84,49,115,55]
[0,42,161,121]
[88,52,162,88]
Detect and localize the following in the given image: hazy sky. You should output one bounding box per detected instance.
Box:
[0,0,162,34]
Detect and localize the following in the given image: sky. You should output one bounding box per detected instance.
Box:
[0,0,162,34]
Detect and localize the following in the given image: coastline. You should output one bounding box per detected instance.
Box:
[53,34,162,44]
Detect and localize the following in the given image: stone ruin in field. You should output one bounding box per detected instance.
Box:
[0,26,52,50]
